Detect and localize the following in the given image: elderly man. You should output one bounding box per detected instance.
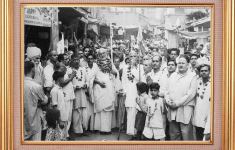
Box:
[122,51,144,138]
[24,61,48,141]
[165,55,197,140]
[26,46,44,86]
[43,50,58,94]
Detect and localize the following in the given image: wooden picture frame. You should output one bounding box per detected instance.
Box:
[0,0,234,150]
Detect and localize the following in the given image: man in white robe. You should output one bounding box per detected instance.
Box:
[122,51,144,137]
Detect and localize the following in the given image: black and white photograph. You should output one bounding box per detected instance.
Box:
[23,6,212,142]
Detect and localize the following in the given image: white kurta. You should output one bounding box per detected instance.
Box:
[122,65,144,107]
[85,63,99,130]
[93,70,116,132]
[165,70,197,124]
[43,61,54,88]
[50,85,67,121]
[72,67,88,132]
[93,70,115,113]
[143,97,165,140]
[122,64,144,135]
[193,78,210,128]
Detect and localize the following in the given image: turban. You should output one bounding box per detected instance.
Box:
[26,47,41,59]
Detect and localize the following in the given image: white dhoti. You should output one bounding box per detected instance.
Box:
[126,107,137,135]
[72,109,83,133]
[81,107,88,130]
[111,110,117,129]
[86,99,95,131]
[65,100,73,137]
[94,111,112,132]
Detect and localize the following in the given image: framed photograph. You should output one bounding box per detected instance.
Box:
[0,0,234,150]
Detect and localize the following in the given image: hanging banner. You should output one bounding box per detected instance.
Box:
[24,8,52,27]
[137,26,143,43]
[88,24,98,35]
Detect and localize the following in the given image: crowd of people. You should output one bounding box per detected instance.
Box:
[24,37,211,141]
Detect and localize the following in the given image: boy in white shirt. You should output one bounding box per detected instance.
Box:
[50,70,67,140]
[142,82,166,140]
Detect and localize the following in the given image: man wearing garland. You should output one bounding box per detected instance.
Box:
[122,51,144,139]
[193,62,211,140]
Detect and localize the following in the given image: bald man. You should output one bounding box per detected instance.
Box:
[43,50,58,92]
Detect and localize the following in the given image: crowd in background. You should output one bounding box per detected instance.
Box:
[24,35,211,141]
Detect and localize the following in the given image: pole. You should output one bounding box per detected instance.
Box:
[110,23,113,65]
[49,9,53,51]
[138,42,141,82]
[137,26,142,82]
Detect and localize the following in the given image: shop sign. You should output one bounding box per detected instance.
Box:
[24,8,52,27]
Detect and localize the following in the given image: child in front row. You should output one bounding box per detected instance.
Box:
[135,82,149,140]
[45,108,65,141]
[48,70,67,141]
[142,82,166,141]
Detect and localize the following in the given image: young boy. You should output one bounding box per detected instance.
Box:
[50,70,67,140]
[135,82,149,140]
[45,108,65,141]
[142,82,166,141]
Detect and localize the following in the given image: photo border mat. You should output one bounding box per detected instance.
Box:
[20,3,214,145]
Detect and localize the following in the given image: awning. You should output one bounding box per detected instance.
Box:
[179,31,210,39]
[58,7,85,25]
[190,17,210,27]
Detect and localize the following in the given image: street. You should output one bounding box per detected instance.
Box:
[70,131,130,141]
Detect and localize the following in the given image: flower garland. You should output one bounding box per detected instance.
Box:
[196,78,210,100]
[75,69,83,81]
[127,65,135,82]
